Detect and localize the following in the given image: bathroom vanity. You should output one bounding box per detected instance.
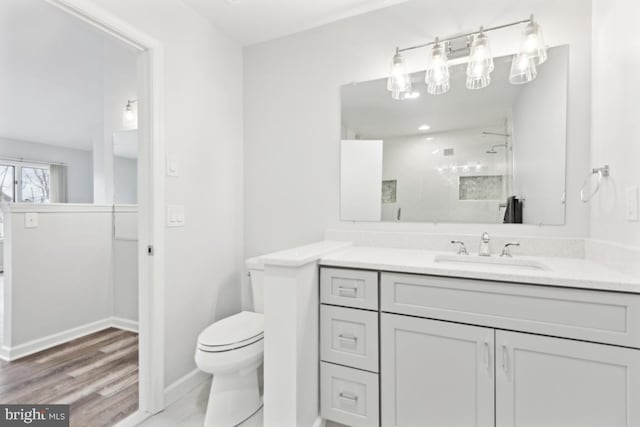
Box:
[318,246,640,427]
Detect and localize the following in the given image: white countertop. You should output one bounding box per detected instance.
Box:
[259,240,352,267]
[320,246,640,293]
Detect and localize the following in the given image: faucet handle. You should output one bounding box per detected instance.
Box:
[451,240,469,255]
[500,242,520,257]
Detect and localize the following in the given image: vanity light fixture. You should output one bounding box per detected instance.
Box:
[387,47,412,100]
[123,99,138,127]
[466,29,494,90]
[425,38,450,95]
[387,14,547,98]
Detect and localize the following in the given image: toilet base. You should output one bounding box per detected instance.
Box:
[204,366,262,427]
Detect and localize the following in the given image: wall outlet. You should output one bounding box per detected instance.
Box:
[626,186,639,221]
[25,212,38,228]
[167,205,185,227]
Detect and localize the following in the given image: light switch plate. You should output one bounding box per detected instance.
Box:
[626,186,639,221]
[25,212,38,228]
[167,205,185,227]
[166,160,179,177]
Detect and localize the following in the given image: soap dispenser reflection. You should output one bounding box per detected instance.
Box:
[479,232,491,256]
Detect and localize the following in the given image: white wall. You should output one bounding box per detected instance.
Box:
[0,137,93,203]
[4,207,113,346]
[512,45,569,226]
[381,126,508,223]
[244,0,592,257]
[114,207,138,322]
[590,0,640,247]
[84,0,244,385]
[114,156,137,204]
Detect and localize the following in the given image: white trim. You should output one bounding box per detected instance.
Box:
[3,203,115,213]
[164,369,211,407]
[24,1,165,415]
[0,317,141,362]
[0,318,112,361]
[112,410,152,427]
[111,317,140,333]
[312,417,326,427]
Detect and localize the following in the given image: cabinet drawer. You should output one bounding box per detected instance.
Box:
[381,272,640,348]
[321,305,379,372]
[321,268,378,310]
[321,362,379,427]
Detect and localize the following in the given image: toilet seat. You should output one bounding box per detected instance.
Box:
[197,311,264,352]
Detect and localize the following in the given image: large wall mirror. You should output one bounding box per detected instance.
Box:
[340,45,569,225]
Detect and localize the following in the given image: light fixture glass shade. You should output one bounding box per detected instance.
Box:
[123,100,138,128]
[387,49,412,99]
[466,32,494,90]
[509,52,537,84]
[425,41,450,95]
[520,20,547,65]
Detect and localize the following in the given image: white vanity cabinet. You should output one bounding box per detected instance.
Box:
[320,268,640,427]
[381,314,495,427]
[495,330,640,427]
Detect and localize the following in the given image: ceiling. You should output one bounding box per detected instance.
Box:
[341,55,523,139]
[0,0,137,151]
[182,0,410,45]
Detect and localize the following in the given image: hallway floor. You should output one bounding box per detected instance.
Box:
[0,327,138,427]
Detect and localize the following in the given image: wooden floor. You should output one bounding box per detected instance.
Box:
[0,328,138,427]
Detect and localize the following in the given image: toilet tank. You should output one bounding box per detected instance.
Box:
[245,257,264,314]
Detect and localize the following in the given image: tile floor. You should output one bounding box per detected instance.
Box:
[139,379,263,427]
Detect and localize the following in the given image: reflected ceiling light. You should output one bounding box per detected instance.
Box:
[387,15,546,98]
[427,137,435,141]
[123,99,138,127]
[418,124,431,131]
[466,29,494,90]
[509,52,537,84]
[520,15,547,65]
[401,91,421,100]
[387,48,412,100]
[425,39,450,95]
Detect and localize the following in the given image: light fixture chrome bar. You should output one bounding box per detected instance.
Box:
[398,16,533,53]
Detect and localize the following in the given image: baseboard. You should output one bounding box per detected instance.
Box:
[164,368,210,407]
[0,318,113,361]
[312,416,326,427]
[0,317,140,361]
[111,316,139,333]
[112,410,152,427]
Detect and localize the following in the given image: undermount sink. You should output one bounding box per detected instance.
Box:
[434,254,550,271]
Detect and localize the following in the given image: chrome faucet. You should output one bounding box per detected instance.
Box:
[500,242,521,257]
[451,240,469,255]
[479,232,491,256]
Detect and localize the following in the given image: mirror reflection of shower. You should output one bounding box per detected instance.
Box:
[482,131,512,154]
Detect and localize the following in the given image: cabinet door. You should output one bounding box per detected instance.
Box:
[381,313,495,427]
[496,330,640,427]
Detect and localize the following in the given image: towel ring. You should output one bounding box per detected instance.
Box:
[580,165,609,203]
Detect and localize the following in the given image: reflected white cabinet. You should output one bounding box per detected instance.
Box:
[381,313,495,427]
[496,330,640,427]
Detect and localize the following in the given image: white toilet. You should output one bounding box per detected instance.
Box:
[195,258,264,427]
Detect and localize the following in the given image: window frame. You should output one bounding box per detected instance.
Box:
[0,160,51,203]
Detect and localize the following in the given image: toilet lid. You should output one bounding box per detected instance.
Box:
[198,311,264,349]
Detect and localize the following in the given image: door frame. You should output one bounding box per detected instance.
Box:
[46,0,166,417]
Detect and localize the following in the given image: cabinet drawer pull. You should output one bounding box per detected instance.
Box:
[338,334,358,344]
[338,392,358,403]
[338,286,358,297]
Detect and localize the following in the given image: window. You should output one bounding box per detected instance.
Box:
[21,166,50,203]
[0,164,15,202]
[0,162,51,203]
